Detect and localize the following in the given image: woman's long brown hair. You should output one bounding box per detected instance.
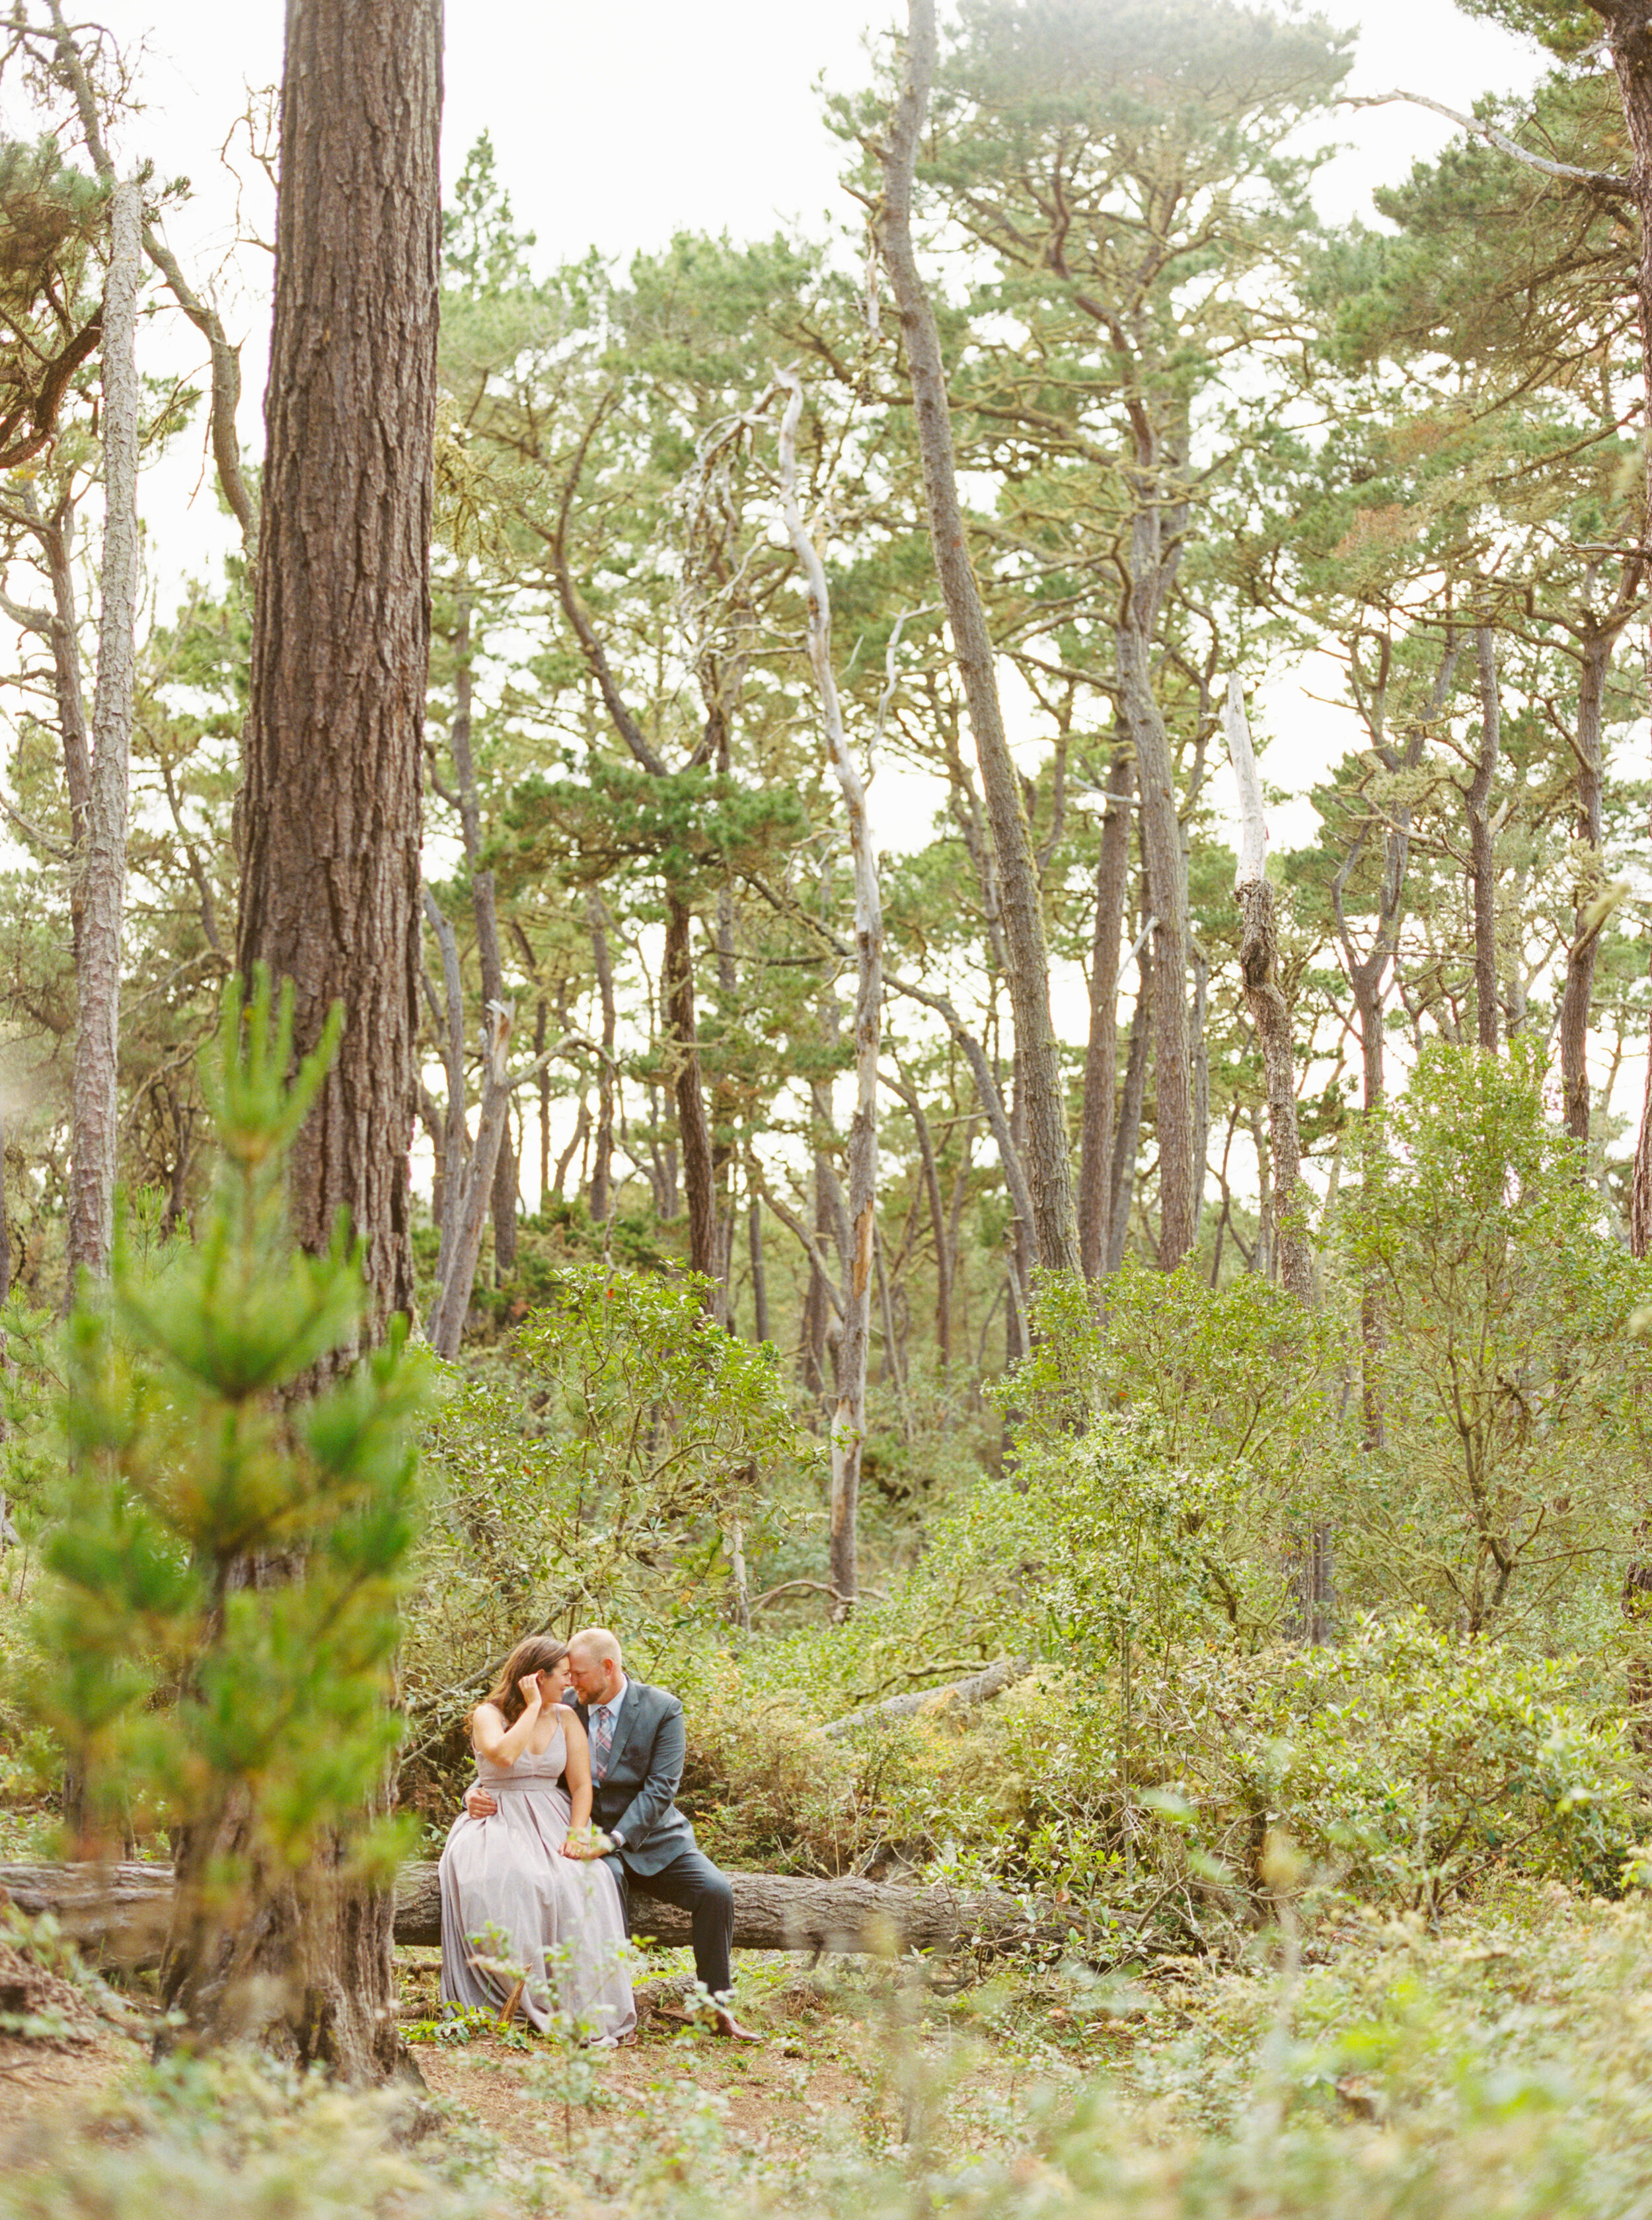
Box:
[470,1635,570,1732]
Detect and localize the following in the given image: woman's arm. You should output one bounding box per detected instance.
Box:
[560,1709,593,1833]
[469,1684,542,1769]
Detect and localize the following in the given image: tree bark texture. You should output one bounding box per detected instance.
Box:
[235,0,442,1343]
[1226,681,1312,1306]
[1467,626,1501,1054]
[65,179,141,1289]
[209,0,442,2087]
[778,371,882,1615]
[874,0,1080,1277]
[1559,625,1610,1148]
[1,1859,1078,1966]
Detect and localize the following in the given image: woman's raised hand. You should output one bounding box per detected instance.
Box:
[518,1672,544,1709]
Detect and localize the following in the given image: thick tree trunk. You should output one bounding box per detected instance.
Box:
[1076,753,1130,1283]
[1559,626,1610,1148]
[874,0,1079,1277]
[214,0,443,2085]
[65,180,140,1290]
[663,886,719,1295]
[1466,626,1501,1054]
[778,372,882,1616]
[235,0,440,1347]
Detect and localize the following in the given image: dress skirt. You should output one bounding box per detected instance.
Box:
[437,1732,636,2042]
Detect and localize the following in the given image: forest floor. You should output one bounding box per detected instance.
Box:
[7,1887,1652,2216]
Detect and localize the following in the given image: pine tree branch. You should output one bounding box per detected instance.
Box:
[1344,91,1629,194]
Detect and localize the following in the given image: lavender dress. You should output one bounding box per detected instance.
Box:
[437,1722,636,2042]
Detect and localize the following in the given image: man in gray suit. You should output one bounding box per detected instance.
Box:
[465,1627,757,2040]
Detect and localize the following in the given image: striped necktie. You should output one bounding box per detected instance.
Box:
[591,1705,614,1781]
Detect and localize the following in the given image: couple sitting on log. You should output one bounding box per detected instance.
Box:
[438,1627,759,2044]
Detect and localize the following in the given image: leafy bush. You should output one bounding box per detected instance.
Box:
[1338,1041,1652,1635]
[885,1615,1645,1929]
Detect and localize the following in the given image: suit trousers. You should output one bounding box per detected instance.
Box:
[605,1845,734,2000]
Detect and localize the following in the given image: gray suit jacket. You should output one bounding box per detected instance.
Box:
[574,1680,698,1877]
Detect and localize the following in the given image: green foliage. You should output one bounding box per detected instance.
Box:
[1339,1041,1652,1633]
[29,971,429,1884]
[405,1266,809,1755]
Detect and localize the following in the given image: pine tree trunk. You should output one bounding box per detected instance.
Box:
[443,595,516,1279]
[587,891,617,1224]
[747,1199,770,1346]
[34,489,92,982]
[65,180,140,1288]
[1108,931,1152,1273]
[428,1003,513,1358]
[663,886,718,1294]
[1119,622,1195,1267]
[235,0,440,1347]
[885,1066,950,1372]
[778,371,881,1614]
[1559,626,1609,1148]
[1598,3,1652,1254]
[211,0,442,2085]
[874,0,1079,1276]
[1227,681,1312,1308]
[1078,748,1133,1279]
[1467,627,1501,1054]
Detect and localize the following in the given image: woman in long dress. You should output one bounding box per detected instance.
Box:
[438,1635,636,2043]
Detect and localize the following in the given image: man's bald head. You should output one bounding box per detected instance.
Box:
[569,1627,622,1670]
[566,1627,624,1705]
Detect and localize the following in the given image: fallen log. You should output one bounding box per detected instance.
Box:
[821,1655,1034,1738]
[1,1859,1075,1965]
